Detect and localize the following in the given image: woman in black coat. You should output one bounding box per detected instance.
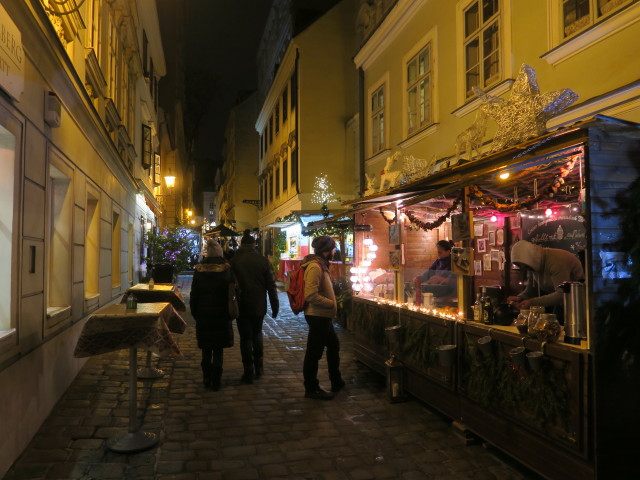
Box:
[189,239,236,390]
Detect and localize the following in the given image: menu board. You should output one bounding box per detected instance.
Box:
[521,208,586,253]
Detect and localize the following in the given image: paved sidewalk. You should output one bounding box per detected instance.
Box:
[5,275,537,480]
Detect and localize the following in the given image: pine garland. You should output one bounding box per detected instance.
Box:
[379,208,397,225]
[469,153,580,212]
[404,192,464,231]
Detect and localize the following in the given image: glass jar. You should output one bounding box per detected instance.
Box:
[514,309,530,335]
[527,306,545,334]
[533,313,562,342]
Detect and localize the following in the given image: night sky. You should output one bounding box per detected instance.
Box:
[184,0,274,196]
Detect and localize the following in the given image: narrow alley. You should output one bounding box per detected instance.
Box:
[5,277,535,480]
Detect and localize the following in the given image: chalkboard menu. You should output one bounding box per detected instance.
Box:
[521,207,586,253]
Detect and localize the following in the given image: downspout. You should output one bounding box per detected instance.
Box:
[358,66,365,196]
[294,48,300,195]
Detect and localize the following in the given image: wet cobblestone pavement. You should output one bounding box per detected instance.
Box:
[5,275,538,479]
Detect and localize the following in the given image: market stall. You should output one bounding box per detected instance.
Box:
[347,117,640,479]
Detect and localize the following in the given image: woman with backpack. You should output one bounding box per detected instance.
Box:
[300,235,345,400]
[189,238,237,391]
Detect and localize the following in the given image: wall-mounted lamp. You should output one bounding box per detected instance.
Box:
[164,169,176,188]
[186,209,193,218]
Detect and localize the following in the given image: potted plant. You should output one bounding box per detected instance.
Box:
[143,226,199,283]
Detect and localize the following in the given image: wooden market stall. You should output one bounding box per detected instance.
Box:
[347,117,640,479]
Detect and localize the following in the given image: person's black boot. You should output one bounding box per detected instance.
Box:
[331,379,346,392]
[240,366,254,384]
[305,388,334,400]
[254,359,264,379]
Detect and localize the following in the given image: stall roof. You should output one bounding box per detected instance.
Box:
[349,117,640,211]
[205,224,240,237]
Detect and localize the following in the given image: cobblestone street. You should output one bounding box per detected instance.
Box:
[5,276,537,480]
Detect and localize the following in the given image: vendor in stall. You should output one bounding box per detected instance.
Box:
[421,240,456,296]
[507,240,585,310]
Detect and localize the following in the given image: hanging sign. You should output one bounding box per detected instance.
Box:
[0,4,24,101]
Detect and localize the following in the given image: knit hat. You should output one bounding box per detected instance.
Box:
[206,238,224,258]
[241,229,255,245]
[311,235,336,254]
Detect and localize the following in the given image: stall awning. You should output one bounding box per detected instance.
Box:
[263,220,298,229]
[204,224,240,237]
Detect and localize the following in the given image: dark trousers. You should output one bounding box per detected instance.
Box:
[237,314,264,373]
[303,315,342,392]
[201,347,223,383]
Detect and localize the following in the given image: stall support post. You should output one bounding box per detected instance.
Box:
[460,187,473,318]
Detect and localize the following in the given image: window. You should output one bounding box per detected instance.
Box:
[85,193,100,297]
[562,0,634,37]
[142,124,152,168]
[406,45,433,134]
[290,72,297,111]
[112,212,121,288]
[463,0,500,99]
[142,30,149,77]
[275,167,280,197]
[283,159,288,191]
[48,160,73,314]
[283,87,288,122]
[107,13,118,102]
[128,222,134,283]
[0,125,16,334]
[275,103,280,134]
[291,148,298,186]
[86,0,101,54]
[269,173,273,202]
[269,116,273,145]
[153,153,161,186]
[371,85,385,153]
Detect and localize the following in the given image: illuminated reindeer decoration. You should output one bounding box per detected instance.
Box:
[378,152,403,192]
[454,109,488,162]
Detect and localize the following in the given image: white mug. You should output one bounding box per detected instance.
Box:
[422,292,434,307]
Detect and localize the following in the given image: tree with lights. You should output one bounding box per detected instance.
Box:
[311,173,340,217]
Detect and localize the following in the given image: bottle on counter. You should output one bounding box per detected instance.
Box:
[149,277,155,289]
[514,309,530,335]
[527,306,545,333]
[473,292,483,322]
[126,293,137,309]
[482,287,494,325]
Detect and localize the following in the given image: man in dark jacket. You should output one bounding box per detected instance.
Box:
[231,230,279,383]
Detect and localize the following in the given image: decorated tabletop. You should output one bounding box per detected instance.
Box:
[74,302,185,358]
[123,283,186,311]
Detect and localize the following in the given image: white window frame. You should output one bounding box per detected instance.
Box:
[402,26,439,140]
[367,72,389,159]
[543,0,640,65]
[455,0,513,108]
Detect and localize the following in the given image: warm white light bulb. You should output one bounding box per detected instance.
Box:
[363,276,371,283]
[350,266,359,274]
[361,260,372,267]
[350,276,359,283]
[353,284,362,292]
[490,215,497,223]
[545,208,552,217]
[367,252,376,259]
[369,244,378,252]
[363,238,373,246]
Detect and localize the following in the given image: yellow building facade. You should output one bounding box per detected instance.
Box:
[355,0,640,182]
[256,0,360,256]
[0,0,172,475]
[216,92,260,233]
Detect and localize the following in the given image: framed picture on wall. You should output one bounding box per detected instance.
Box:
[474,223,485,238]
[476,238,487,253]
[389,224,400,244]
[483,253,492,271]
[474,260,483,276]
[389,250,401,270]
[488,230,496,246]
[511,213,521,229]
